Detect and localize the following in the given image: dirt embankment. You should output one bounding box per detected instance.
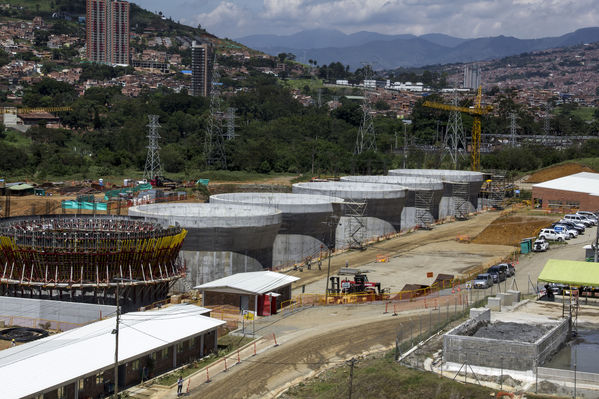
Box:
[471,215,557,246]
[526,163,595,183]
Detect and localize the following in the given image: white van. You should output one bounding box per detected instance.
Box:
[564,214,593,227]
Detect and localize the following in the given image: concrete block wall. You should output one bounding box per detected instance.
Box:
[444,318,570,371]
[535,318,570,366]
[487,297,501,311]
[469,308,491,321]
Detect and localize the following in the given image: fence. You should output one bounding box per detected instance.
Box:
[279,253,520,313]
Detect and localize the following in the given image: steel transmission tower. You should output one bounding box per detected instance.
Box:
[225,107,236,140]
[354,63,376,154]
[444,93,467,169]
[204,66,228,169]
[509,112,518,146]
[543,104,552,140]
[143,115,162,180]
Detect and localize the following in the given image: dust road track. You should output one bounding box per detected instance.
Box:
[190,313,439,399]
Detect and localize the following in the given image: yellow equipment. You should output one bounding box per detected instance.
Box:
[422,86,492,171]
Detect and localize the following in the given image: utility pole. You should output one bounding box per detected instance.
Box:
[113,282,120,398]
[594,222,598,262]
[347,357,356,399]
[324,214,337,305]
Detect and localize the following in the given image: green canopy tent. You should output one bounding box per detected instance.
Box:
[538,259,599,287]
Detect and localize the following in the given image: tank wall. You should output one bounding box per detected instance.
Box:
[174,250,263,291]
[335,216,396,248]
[401,207,417,230]
[273,234,327,267]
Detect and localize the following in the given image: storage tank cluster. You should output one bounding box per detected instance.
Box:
[129,169,483,289]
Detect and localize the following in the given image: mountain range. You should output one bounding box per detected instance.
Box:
[236,28,599,70]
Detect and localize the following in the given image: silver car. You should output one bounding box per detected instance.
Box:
[473,273,493,289]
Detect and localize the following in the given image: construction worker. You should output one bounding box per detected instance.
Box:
[10,339,15,347]
[318,259,322,271]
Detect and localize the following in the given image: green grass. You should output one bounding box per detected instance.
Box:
[285,353,497,399]
[554,106,597,122]
[153,335,253,386]
[4,0,53,12]
[282,78,324,90]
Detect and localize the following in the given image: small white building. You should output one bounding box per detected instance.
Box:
[0,304,225,399]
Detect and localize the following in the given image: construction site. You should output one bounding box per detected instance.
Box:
[0,215,187,310]
[1,110,599,398]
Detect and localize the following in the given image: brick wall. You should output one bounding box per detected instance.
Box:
[204,291,257,311]
[532,187,599,211]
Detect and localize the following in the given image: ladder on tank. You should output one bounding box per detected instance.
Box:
[452,183,470,220]
[415,190,434,229]
[344,201,367,250]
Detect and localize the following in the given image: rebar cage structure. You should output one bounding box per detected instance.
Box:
[0,215,187,308]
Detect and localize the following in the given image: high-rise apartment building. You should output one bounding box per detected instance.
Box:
[463,65,481,90]
[191,41,213,97]
[86,0,130,66]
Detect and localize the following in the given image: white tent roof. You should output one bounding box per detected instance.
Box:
[194,271,299,295]
[0,304,225,399]
[532,172,599,195]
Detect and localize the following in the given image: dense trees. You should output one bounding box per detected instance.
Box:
[0,73,597,178]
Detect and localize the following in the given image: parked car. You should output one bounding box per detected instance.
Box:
[473,273,494,289]
[533,238,549,252]
[564,214,593,227]
[494,263,513,278]
[538,228,567,242]
[496,262,516,277]
[558,220,585,233]
[577,211,598,222]
[487,265,506,283]
[552,224,578,239]
[577,214,597,226]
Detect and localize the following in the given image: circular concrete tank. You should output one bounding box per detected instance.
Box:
[340,176,444,230]
[388,169,484,218]
[292,182,407,248]
[128,203,282,289]
[210,193,344,268]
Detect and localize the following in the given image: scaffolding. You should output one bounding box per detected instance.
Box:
[452,183,471,220]
[415,190,435,229]
[343,201,367,249]
[0,216,186,288]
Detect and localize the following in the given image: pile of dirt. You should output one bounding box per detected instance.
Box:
[472,322,552,342]
[471,215,556,246]
[526,163,595,183]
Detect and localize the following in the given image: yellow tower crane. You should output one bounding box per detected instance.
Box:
[422,86,492,171]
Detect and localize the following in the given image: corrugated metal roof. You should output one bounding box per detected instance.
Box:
[0,304,225,399]
[194,271,299,295]
[532,172,599,195]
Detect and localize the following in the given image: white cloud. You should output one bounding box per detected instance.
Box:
[134,0,599,39]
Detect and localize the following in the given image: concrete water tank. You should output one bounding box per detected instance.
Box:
[340,175,444,230]
[388,169,483,218]
[210,193,344,268]
[292,182,407,248]
[128,203,282,290]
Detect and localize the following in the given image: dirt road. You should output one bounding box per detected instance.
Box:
[189,311,444,399]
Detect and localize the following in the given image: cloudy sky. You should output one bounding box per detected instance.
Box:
[132,0,599,39]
